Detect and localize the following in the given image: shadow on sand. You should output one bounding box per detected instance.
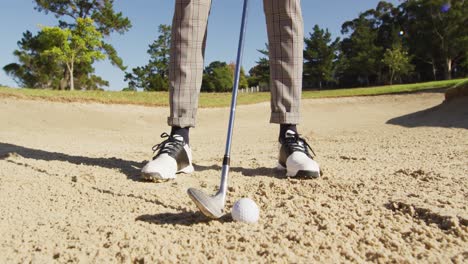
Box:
[0,143,283,180]
[0,142,145,181]
[386,97,468,129]
[136,212,231,226]
[193,163,285,178]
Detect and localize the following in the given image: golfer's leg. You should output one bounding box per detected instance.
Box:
[141,0,210,182]
[168,0,211,128]
[263,0,303,125]
[263,1,319,178]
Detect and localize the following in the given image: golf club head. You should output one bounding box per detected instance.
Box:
[187,188,225,219]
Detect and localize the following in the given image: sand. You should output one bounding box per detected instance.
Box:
[0,92,467,263]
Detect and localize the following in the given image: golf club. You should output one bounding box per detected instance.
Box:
[187,0,250,219]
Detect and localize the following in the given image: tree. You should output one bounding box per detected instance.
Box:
[303,25,339,89]
[227,63,248,89]
[374,1,402,51]
[240,68,248,89]
[338,13,383,86]
[201,61,233,92]
[401,0,468,80]
[248,44,270,87]
[382,46,414,84]
[33,0,131,88]
[41,18,105,90]
[3,31,64,88]
[34,0,131,67]
[34,0,131,35]
[124,25,171,91]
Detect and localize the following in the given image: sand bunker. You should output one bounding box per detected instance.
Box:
[0,93,466,263]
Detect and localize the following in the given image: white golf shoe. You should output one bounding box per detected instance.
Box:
[141,133,194,181]
[277,130,320,178]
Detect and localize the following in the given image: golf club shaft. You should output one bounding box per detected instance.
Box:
[219,0,249,197]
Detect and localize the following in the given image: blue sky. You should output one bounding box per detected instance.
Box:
[0,0,401,90]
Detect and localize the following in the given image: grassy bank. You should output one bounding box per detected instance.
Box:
[302,79,465,99]
[0,78,466,108]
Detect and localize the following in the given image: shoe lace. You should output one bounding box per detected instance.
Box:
[283,134,317,158]
[152,132,184,159]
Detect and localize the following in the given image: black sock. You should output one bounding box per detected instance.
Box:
[279,124,297,142]
[170,126,190,144]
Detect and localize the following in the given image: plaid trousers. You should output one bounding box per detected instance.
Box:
[168,0,303,127]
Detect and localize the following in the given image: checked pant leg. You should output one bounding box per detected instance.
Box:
[263,0,304,125]
[168,0,212,128]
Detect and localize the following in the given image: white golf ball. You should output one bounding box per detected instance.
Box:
[231,198,259,223]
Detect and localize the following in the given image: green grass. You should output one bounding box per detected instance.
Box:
[302,79,466,99]
[0,78,466,108]
[452,79,468,88]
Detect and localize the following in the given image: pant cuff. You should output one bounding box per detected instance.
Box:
[167,117,196,128]
[270,112,300,124]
